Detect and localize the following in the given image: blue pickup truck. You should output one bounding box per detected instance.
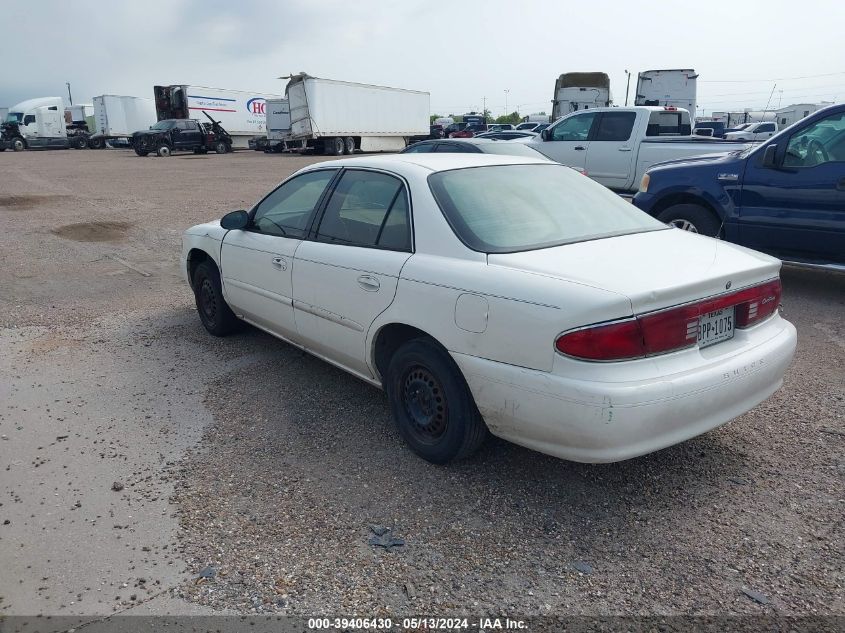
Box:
[633,104,845,269]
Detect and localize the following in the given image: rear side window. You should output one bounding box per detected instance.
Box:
[316,170,411,251]
[646,111,692,136]
[593,112,636,141]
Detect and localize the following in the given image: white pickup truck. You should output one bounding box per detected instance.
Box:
[524,106,748,192]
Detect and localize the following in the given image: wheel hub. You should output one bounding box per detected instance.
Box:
[199,279,217,320]
[669,219,699,233]
[403,367,447,441]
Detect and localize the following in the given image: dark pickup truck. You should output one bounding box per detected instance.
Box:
[132,117,232,157]
[634,103,845,269]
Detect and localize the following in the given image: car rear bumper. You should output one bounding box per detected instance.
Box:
[452,315,797,463]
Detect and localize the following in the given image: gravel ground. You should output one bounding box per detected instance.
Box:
[1,149,843,622]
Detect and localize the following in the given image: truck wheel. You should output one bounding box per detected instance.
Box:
[344,137,355,154]
[12,137,25,152]
[73,136,88,149]
[88,138,105,149]
[386,338,488,464]
[156,143,172,157]
[134,147,149,157]
[326,137,344,156]
[658,204,722,238]
[214,141,228,154]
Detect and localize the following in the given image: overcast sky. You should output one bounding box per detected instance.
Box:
[3,0,844,117]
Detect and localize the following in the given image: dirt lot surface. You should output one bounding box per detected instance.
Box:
[0,149,843,625]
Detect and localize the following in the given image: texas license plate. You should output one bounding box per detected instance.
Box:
[698,307,734,348]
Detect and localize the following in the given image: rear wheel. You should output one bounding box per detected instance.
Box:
[386,338,488,464]
[214,141,228,154]
[12,137,25,152]
[156,143,172,157]
[326,137,344,156]
[88,137,105,149]
[72,136,88,149]
[192,261,239,336]
[344,137,355,154]
[658,203,722,238]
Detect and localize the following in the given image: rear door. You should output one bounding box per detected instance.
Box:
[737,109,845,262]
[529,111,598,170]
[292,169,413,377]
[220,169,338,339]
[584,111,638,190]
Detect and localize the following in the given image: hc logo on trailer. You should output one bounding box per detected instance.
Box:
[246,98,266,115]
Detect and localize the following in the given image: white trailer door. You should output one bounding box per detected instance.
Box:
[584,111,638,190]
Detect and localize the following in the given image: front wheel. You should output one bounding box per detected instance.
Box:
[134,147,149,157]
[214,141,228,154]
[11,137,25,152]
[192,261,239,336]
[156,143,172,157]
[658,203,722,237]
[386,338,488,464]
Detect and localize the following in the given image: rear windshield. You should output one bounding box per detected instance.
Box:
[428,164,666,253]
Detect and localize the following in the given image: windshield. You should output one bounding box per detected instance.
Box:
[4,112,23,123]
[428,164,666,253]
[477,142,546,157]
[151,120,176,130]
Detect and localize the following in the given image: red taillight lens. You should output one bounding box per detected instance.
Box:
[555,278,782,362]
[555,319,645,361]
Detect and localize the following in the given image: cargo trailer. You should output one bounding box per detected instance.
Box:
[88,95,158,148]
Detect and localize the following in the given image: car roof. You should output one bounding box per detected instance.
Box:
[304,152,551,174]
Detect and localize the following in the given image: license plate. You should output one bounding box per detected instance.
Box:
[698,307,734,348]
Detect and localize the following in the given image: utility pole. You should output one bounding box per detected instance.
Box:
[504,89,509,115]
[66,82,73,106]
[482,96,487,121]
[624,70,631,107]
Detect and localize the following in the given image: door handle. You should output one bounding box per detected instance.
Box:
[357,274,380,292]
[618,147,633,152]
[837,178,845,192]
[271,256,287,270]
[574,146,586,151]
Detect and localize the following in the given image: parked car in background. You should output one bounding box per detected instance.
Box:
[474,131,536,140]
[487,124,515,132]
[634,103,845,268]
[183,153,796,464]
[402,137,548,158]
[693,121,727,138]
[523,106,748,192]
[516,122,542,131]
[408,125,447,144]
[532,123,550,134]
[723,121,778,142]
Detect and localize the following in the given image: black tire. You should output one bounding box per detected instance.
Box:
[192,261,239,336]
[214,141,228,154]
[134,147,149,157]
[326,137,344,156]
[658,203,722,237]
[72,136,88,149]
[156,143,172,157]
[386,338,488,464]
[12,137,25,152]
[88,137,105,149]
[344,137,355,155]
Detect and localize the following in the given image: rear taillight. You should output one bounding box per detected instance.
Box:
[555,278,782,361]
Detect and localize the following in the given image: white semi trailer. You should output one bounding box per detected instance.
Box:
[283,73,430,154]
[153,85,282,149]
[88,95,158,148]
[635,69,698,117]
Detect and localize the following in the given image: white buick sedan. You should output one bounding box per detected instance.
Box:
[182,154,797,464]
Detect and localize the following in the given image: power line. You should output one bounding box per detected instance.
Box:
[700,71,845,83]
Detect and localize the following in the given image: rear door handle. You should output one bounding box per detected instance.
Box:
[271,256,287,270]
[574,146,586,151]
[357,274,380,292]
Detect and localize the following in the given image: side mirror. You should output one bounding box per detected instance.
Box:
[541,129,551,141]
[762,144,779,169]
[221,210,249,230]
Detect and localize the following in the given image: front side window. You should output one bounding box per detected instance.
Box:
[316,170,411,251]
[252,170,336,238]
[550,112,597,142]
[23,115,35,125]
[593,112,636,141]
[784,111,845,167]
[428,164,665,253]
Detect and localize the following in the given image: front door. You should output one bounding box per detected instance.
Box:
[584,111,638,190]
[528,111,598,170]
[293,168,413,377]
[738,110,845,262]
[220,169,338,339]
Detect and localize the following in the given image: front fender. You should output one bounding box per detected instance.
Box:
[181,221,227,287]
